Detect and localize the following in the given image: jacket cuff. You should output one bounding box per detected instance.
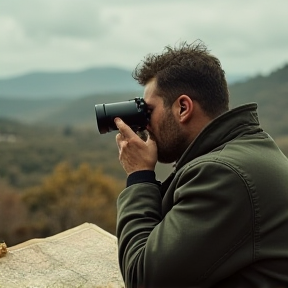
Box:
[126,170,161,187]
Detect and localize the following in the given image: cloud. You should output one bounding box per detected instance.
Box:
[0,0,288,78]
[2,0,108,40]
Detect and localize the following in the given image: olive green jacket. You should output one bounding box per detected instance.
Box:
[116,103,288,288]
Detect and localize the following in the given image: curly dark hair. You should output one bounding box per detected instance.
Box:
[132,40,229,117]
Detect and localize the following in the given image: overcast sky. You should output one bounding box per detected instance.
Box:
[1,0,288,79]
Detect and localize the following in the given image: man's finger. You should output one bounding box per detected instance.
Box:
[115,133,122,151]
[114,118,135,139]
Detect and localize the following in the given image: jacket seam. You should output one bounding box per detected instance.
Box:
[179,158,260,279]
[199,229,252,282]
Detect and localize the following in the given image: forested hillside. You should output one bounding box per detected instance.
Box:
[0,118,123,188]
[229,63,288,136]
[0,118,173,246]
[0,118,124,245]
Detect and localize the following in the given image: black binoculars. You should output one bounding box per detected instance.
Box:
[95,97,150,134]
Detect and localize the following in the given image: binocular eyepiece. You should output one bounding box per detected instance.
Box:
[95,97,150,134]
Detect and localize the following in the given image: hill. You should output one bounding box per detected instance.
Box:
[229,63,288,136]
[0,67,141,99]
[0,64,287,137]
[0,67,246,100]
[0,118,173,189]
[0,92,138,127]
[37,92,138,128]
[0,117,124,188]
[0,98,70,123]
[32,63,288,137]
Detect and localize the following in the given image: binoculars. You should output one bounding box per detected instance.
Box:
[95,97,150,134]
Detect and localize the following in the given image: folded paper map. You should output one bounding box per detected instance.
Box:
[0,223,124,288]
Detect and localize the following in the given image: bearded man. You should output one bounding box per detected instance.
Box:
[114,41,288,288]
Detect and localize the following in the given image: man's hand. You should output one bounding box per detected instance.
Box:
[115,118,157,175]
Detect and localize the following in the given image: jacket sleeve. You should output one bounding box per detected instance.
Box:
[116,160,254,288]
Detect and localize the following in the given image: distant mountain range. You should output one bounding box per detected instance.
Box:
[0,66,246,99]
[0,67,141,99]
[0,64,287,137]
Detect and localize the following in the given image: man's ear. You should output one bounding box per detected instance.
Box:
[175,95,194,123]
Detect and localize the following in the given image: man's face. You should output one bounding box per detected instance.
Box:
[144,79,188,163]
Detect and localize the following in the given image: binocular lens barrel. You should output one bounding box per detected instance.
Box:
[95,98,149,134]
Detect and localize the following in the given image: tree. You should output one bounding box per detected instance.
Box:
[0,180,31,246]
[22,162,124,238]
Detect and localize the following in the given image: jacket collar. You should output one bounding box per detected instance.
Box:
[175,103,262,171]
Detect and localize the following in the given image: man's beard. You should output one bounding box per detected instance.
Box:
[149,111,188,164]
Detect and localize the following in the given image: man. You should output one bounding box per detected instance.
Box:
[114,41,288,288]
